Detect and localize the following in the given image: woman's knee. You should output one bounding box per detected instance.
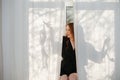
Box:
[69,73,77,80]
[60,74,68,80]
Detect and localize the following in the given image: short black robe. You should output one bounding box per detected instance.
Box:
[60,36,77,76]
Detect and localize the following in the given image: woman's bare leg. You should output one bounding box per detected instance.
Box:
[59,75,68,80]
[69,73,77,80]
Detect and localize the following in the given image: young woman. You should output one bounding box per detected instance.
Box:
[60,23,77,80]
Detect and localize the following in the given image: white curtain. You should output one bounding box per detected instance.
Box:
[29,0,65,80]
[0,0,3,80]
[74,0,120,80]
[2,0,65,80]
[1,0,120,80]
[2,0,29,80]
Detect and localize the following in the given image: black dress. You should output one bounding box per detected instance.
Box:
[60,36,77,76]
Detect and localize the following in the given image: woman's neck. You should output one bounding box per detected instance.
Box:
[70,36,74,41]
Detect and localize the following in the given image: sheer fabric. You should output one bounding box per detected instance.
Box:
[2,0,29,80]
[29,0,65,80]
[0,1,3,80]
[2,0,65,80]
[74,0,120,80]
[1,0,120,80]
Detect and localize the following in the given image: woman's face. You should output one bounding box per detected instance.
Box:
[66,25,72,38]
